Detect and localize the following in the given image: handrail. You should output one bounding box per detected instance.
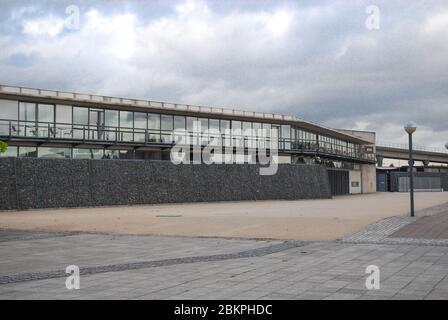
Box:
[0,118,374,161]
[376,141,448,154]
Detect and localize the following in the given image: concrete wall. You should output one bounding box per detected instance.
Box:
[349,170,361,194]
[361,164,377,193]
[0,158,332,210]
[389,172,448,192]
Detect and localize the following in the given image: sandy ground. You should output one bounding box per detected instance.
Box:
[0,192,447,241]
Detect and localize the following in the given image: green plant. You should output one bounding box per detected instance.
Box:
[0,140,7,154]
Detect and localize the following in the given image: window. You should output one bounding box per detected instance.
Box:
[105,110,119,127]
[134,112,147,129]
[19,102,37,137]
[104,149,120,159]
[19,102,36,122]
[120,111,133,128]
[73,148,104,159]
[147,113,160,142]
[37,104,55,137]
[38,147,71,158]
[18,146,37,157]
[0,146,17,157]
[73,107,88,125]
[232,120,241,131]
[56,105,72,124]
[174,116,185,130]
[242,122,252,132]
[281,125,290,139]
[38,104,54,123]
[209,119,219,130]
[161,115,173,143]
[148,113,160,130]
[199,118,208,132]
[221,120,230,131]
[161,115,173,130]
[0,99,18,135]
[0,99,18,120]
[186,117,197,132]
[133,112,147,142]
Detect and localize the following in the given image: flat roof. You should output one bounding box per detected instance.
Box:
[0,84,372,144]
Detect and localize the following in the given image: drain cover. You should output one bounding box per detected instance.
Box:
[156,214,182,218]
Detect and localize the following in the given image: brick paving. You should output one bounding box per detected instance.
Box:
[343,202,448,246]
[1,202,448,300]
[0,229,448,300]
[391,211,448,239]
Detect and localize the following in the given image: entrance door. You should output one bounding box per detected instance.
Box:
[89,109,105,140]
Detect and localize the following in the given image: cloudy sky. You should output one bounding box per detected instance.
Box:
[0,0,447,148]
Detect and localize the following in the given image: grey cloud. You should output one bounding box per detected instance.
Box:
[0,0,447,149]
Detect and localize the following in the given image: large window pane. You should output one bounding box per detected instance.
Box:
[209,119,219,130]
[0,146,17,157]
[0,100,18,135]
[174,116,185,130]
[199,118,208,132]
[105,110,119,127]
[120,111,133,128]
[119,111,133,141]
[0,99,18,120]
[37,104,54,137]
[18,146,37,157]
[148,113,160,130]
[186,117,196,131]
[38,104,54,123]
[38,147,71,158]
[161,115,173,130]
[220,120,230,130]
[281,125,290,138]
[56,105,72,124]
[19,102,36,122]
[73,107,88,125]
[104,149,120,159]
[19,102,37,137]
[242,122,252,132]
[73,148,104,159]
[134,112,147,129]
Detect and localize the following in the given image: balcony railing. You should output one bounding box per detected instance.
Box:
[0,119,374,162]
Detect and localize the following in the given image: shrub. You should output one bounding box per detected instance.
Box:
[0,140,7,154]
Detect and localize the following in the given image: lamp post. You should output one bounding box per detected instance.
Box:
[404,122,417,217]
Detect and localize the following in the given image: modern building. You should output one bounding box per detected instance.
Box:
[0,84,377,196]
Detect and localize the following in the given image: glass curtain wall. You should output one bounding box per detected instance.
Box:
[0,99,367,160]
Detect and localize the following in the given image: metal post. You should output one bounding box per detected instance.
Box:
[408,132,415,217]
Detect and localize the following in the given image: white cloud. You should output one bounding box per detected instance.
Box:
[22,16,66,37]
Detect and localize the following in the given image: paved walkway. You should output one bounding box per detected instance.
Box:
[343,202,448,246]
[391,211,448,239]
[0,229,448,300]
[2,199,448,300]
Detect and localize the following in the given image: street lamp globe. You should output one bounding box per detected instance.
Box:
[404,121,417,134]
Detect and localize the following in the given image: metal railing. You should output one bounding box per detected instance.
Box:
[376,141,448,154]
[0,119,374,161]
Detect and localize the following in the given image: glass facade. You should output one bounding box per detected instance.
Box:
[0,98,374,162]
